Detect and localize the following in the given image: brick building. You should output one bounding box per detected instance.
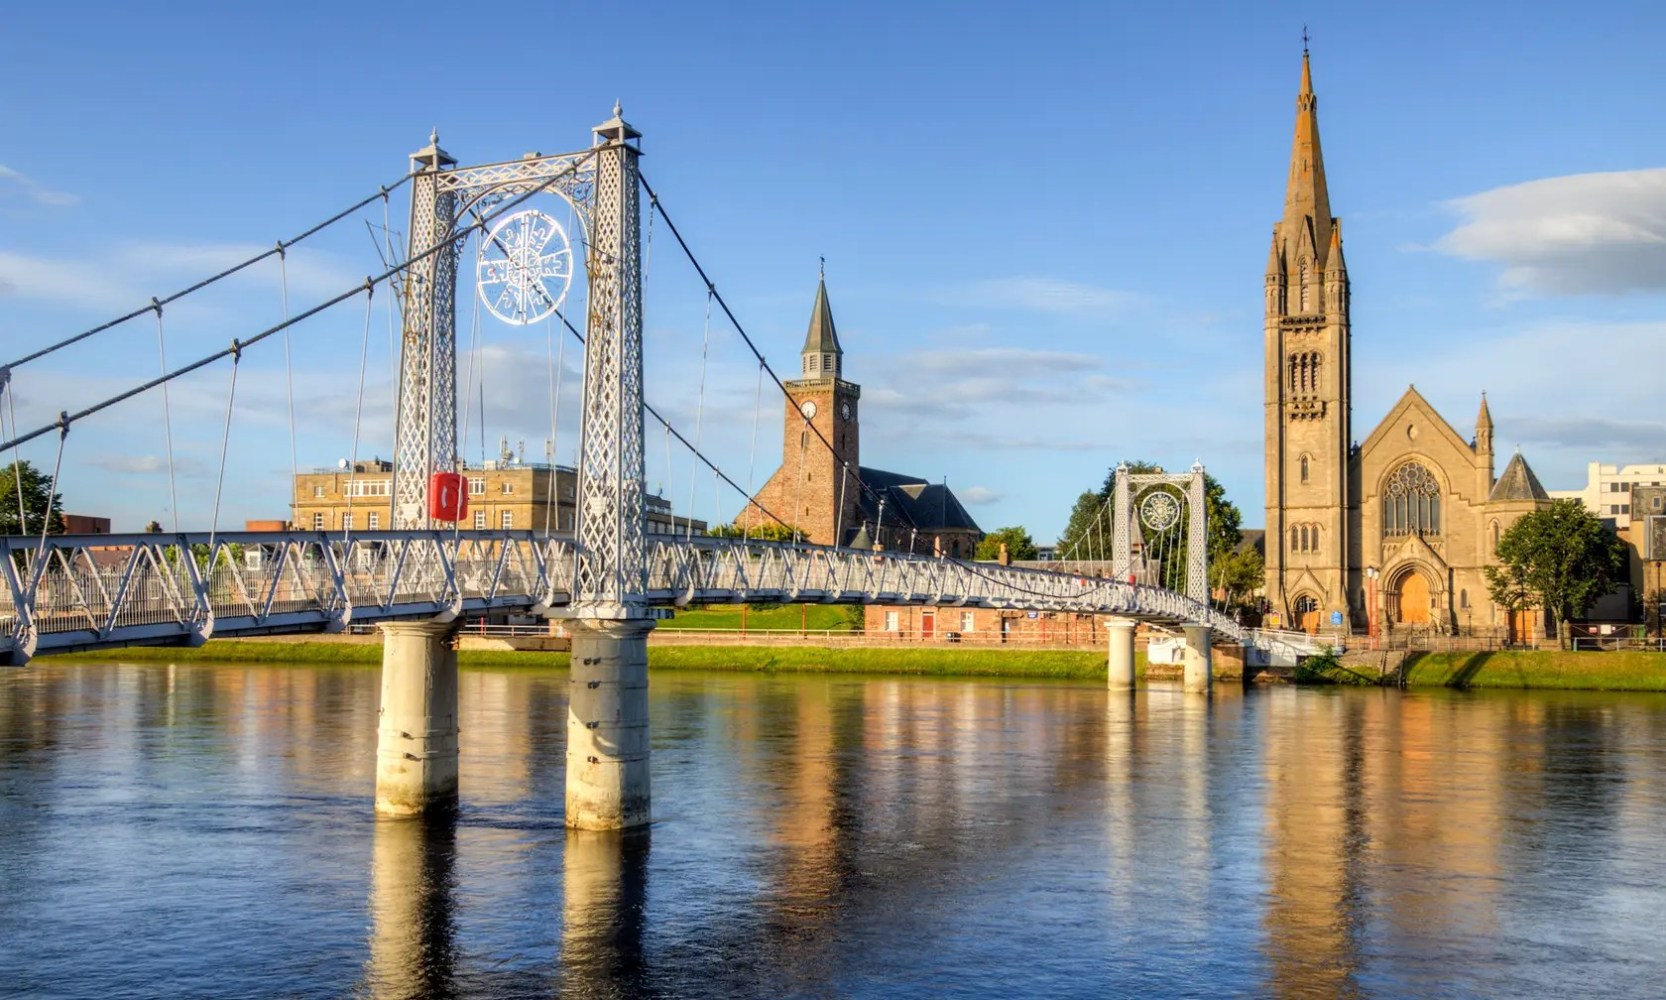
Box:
[290,456,702,536]
[736,272,981,557]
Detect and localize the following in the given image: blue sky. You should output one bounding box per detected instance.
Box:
[3,0,1665,539]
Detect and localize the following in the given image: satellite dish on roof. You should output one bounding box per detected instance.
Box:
[338,458,350,470]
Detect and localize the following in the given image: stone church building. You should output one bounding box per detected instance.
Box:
[1263,52,1550,636]
[738,273,982,557]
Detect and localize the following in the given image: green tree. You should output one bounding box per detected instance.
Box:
[708,520,802,542]
[1485,499,1628,649]
[1057,491,1112,560]
[975,525,1039,561]
[1211,543,1264,610]
[0,460,64,535]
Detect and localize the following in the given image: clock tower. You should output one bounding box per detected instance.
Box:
[746,270,863,544]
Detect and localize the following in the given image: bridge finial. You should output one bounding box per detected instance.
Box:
[613,100,623,118]
[430,126,439,146]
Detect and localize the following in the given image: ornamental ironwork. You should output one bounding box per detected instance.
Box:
[475,209,573,325]
[1140,490,1182,533]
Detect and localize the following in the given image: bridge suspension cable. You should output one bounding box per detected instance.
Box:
[0,172,417,373]
[0,157,590,455]
[639,174,896,522]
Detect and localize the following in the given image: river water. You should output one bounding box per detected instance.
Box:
[3,662,1665,999]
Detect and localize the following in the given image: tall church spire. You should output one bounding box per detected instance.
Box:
[800,266,843,379]
[1283,49,1333,268]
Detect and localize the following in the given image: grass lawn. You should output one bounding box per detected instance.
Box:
[663,603,864,632]
[1399,650,1666,691]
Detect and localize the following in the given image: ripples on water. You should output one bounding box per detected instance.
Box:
[3,663,1665,998]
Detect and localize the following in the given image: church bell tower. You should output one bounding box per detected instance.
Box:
[1264,48,1353,629]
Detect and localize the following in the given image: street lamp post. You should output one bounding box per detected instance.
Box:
[1365,566,1379,650]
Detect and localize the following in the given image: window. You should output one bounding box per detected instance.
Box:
[1299,455,1310,483]
[1460,589,1469,609]
[1383,462,1441,537]
[1654,496,1663,512]
[884,611,900,632]
[313,485,325,498]
[500,510,513,529]
[473,510,486,530]
[1290,526,1300,552]
[468,477,486,496]
[312,512,325,530]
[961,611,975,632]
[342,513,355,531]
[367,512,380,530]
[560,511,573,531]
[1491,520,1501,551]
[1621,505,1631,515]
[1298,258,1309,311]
[347,479,390,497]
[501,482,514,495]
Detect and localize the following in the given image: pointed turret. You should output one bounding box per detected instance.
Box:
[800,267,842,379]
[1325,224,1346,274]
[1281,50,1334,270]
[1476,393,1494,444]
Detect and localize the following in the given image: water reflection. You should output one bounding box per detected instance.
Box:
[365,815,459,1000]
[560,831,650,999]
[6,664,1666,998]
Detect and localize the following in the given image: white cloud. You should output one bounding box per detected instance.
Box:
[944,277,1140,316]
[959,485,1002,504]
[0,165,78,207]
[86,454,210,477]
[1434,168,1666,295]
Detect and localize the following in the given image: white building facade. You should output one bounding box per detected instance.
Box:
[1549,462,1666,530]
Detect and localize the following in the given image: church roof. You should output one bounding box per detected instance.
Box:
[800,275,842,358]
[1490,452,1550,502]
[855,467,982,535]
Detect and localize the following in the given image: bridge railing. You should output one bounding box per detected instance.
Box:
[0,530,578,660]
[642,537,1246,642]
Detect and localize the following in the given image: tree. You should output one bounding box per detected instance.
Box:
[1485,499,1627,649]
[1211,543,1264,611]
[0,460,64,536]
[975,525,1038,562]
[708,520,802,542]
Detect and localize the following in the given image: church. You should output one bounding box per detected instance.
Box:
[738,271,983,557]
[1262,51,1550,636]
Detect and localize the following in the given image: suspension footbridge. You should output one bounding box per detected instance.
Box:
[0,107,1313,828]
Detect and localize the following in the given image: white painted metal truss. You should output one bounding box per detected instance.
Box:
[0,532,1252,664]
[0,530,576,664]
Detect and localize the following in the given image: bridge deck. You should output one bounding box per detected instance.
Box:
[0,530,1258,663]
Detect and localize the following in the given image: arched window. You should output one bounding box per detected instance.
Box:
[1299,525,1309,552]
[1307,524,1319,553]
[1299,455,1310,483]
[1460,589,1469,609]
[1490,520,1500,551]
[1298,258,1309,311]
[1290,526,1300,552]
[1383,462,1442,537]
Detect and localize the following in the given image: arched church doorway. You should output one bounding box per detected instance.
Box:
[1294,595,1321,634]
[1393,571,1431,625]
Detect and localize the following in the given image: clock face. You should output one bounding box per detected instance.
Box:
[800,400,818,419]
[841,401,851,420]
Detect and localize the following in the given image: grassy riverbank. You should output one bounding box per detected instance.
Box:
[1395,650,1666,691]
[51,639,1121,679]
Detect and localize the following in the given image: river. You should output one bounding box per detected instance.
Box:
[2,662,1664,998]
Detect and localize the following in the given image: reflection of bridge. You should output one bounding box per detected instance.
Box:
[0,105,1308,830]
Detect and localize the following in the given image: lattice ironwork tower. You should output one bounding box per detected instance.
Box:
[570,109,647,618]
[392,133,460,527]
[1111,462,1209,605]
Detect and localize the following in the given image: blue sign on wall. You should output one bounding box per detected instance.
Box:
[1330,611,1343,626]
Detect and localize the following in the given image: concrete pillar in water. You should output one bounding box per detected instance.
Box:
[1105,617,1138,690]
[1181,623,1213,694]
[566,618,654,831]
[375,621,460,816]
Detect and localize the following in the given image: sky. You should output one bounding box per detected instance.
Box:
[2,0,1665,540]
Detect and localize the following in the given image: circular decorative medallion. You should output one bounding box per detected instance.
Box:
[475,209,573,325]
[1139,490,1182,533]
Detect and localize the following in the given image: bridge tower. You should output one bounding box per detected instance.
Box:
[375,108,653,828]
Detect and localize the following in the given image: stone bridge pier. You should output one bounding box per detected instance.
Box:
[375,621,461,816]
